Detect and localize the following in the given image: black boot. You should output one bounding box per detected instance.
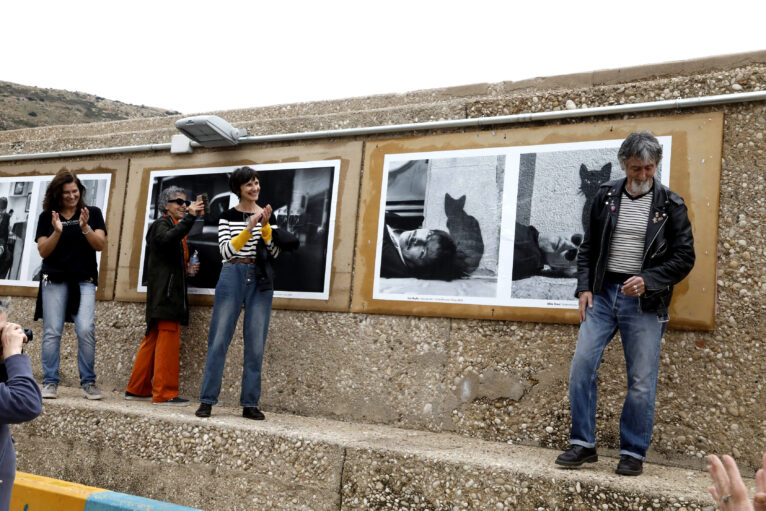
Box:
[242,407,265,420]
[615,455,643,476]
[195,403,212,418]
[555,445,598,467]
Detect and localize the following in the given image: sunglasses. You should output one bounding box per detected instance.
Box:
[169,198,191,207]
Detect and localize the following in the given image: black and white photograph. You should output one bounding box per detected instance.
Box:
[0,179,33,282]
[368,138,671,309]
[507,137,671,306]
[0,174,111,286]
[373,150,504,302]
[138,161,340,300]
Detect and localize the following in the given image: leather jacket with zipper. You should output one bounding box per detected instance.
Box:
[575,177,695,314]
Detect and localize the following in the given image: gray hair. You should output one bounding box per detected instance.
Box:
[0,296,9,314]
[618,131,663,168]
[158,186,186,212]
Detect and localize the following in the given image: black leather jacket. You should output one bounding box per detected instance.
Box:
[575,178,695,314]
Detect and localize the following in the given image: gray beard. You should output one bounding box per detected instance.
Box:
[627,178,652,195]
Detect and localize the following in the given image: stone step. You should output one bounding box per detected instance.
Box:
[14,386,724,511]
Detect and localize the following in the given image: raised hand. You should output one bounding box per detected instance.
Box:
[0,321,27,360]
[246,210,261,231]
[260,204,273,226]
[51,211,63,233]
[755,452,766,511]
[708,454,758,511]
[187,200,204,217]
[79,207,90,230]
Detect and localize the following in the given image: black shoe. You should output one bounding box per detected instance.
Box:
[124,391,151,401]
[242,407,265,420]
[195,403,212,417]
[153,397,190,406]
[615,455,643,476]
[555,445,598,467]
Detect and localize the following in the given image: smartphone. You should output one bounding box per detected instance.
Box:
[197,193,210,215]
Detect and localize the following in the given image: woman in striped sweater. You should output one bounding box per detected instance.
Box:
[195,166,280,420]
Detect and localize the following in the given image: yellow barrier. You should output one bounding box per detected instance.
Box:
[10,472,104,511]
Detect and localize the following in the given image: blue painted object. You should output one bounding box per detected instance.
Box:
[84,491,202,511]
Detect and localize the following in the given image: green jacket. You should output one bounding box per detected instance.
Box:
[144,214,195,333]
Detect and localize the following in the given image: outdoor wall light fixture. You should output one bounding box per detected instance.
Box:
[171,115,248,153]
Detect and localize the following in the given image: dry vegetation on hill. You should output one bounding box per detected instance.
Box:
[0,80,178,131]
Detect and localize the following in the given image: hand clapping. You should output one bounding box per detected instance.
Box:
[246,205,272,231]
[79,207,90,230]
[51,211,63,233]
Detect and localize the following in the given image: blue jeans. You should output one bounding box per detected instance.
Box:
[568,281,666,460]
[199,262,273,407]
[41,280,97,387]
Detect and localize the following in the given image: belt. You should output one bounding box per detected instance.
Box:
[230,257,255,264]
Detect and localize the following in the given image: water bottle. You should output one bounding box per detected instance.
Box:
[188,250,199,277]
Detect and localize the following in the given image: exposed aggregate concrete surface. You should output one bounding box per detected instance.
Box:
[3,51,766,507]
[13,388,723,511]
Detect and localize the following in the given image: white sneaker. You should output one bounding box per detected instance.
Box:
[41,383,57,399]
[82,383,103,400]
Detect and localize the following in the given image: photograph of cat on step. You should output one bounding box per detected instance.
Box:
[510,140,668,305]
[374,154,504,300]
[370,137,670,308]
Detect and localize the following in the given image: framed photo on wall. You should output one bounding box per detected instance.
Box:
[0,174,111,287]
[115,141,363,312]
[353,113,723,329]
[0,160,129,301]
[135,161,341,300]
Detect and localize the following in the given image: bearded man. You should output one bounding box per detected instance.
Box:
[555,131,695,476]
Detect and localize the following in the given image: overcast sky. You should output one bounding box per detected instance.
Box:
[3,1,764,115]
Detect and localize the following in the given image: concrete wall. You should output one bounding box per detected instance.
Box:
[2,51,765,473]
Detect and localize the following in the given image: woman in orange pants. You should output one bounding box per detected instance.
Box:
[125,186,203,405]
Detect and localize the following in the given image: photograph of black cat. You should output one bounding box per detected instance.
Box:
[444,193,484,276]
[579,162,612,231]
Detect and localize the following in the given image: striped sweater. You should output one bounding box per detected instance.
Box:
[218,207,280,262]
[606,189,653,274]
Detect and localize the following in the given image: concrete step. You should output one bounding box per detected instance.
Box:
[14,386,724,511]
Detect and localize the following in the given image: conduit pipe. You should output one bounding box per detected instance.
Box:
[1,90,765,162]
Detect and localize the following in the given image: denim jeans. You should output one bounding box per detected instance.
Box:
[41,280,97,387]
[199,262,273,407]
[568,281,666,460]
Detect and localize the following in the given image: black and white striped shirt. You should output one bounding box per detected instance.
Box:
[218,208,279,262]
[606,190,652,274]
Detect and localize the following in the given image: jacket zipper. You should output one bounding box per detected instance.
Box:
[641,218,667,282]
[593,206,612,292]
[638,215,668,312]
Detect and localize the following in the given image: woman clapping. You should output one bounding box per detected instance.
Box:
[35,170,106,400]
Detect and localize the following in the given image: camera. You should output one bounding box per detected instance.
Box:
[0,326,33,342]
[199,193,210,215]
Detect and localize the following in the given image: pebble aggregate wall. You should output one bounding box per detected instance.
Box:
[14,391,717,511]
[3,51,765,476]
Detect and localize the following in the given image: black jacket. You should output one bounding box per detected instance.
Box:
[252,224,299,290]
[576,178,695,313]
[144,214,196,333]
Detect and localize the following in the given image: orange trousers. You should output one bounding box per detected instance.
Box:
[126,320,180,403]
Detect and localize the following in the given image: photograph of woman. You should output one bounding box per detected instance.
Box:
[33,170,107,400]
[125,187,204,406]
[195,166,298,420]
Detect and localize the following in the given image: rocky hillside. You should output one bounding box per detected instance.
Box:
[0,80,179,131]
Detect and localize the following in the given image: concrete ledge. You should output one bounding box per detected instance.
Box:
[11,472,201,511]
[11,387,728,511]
